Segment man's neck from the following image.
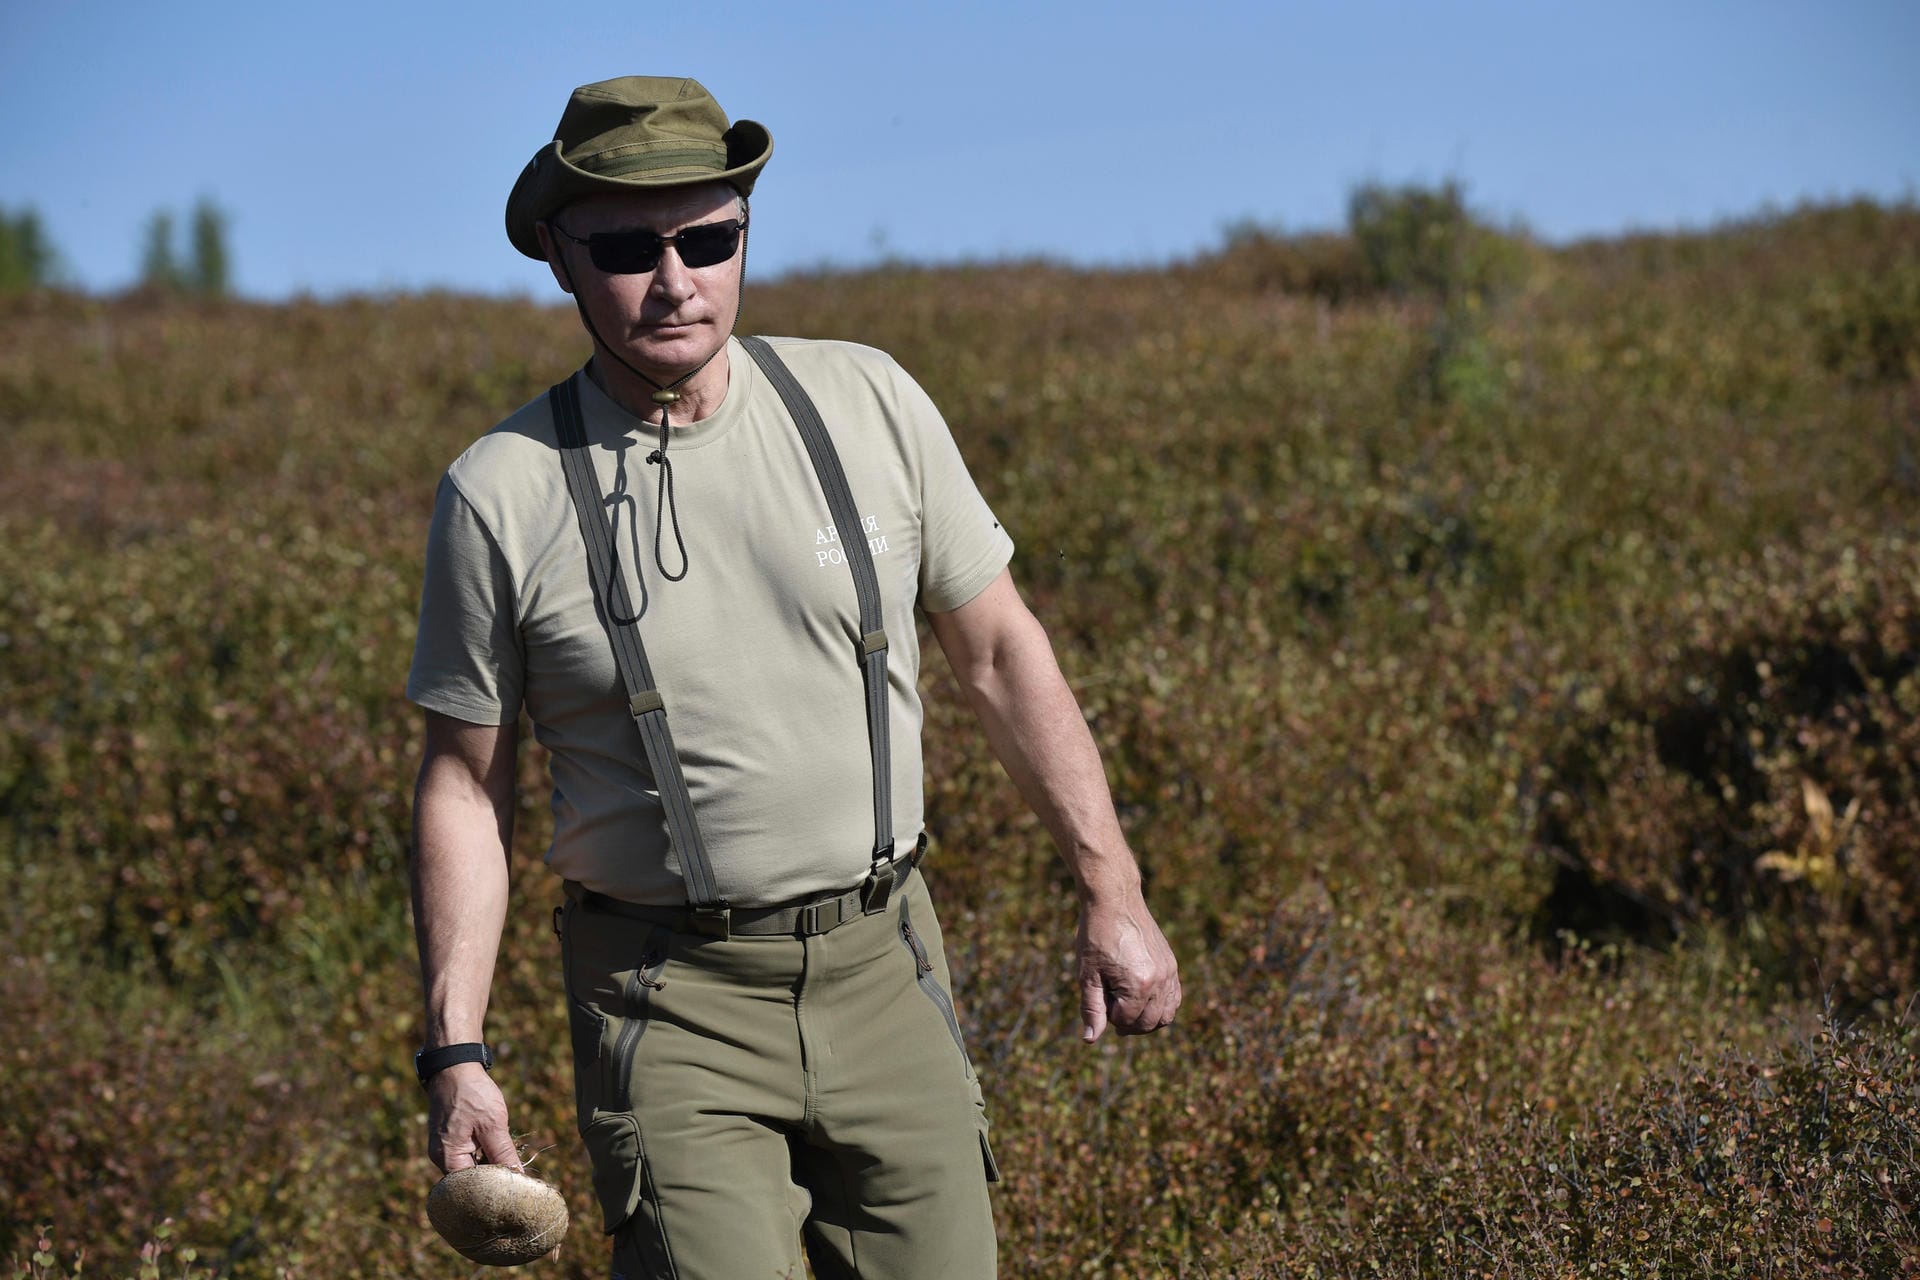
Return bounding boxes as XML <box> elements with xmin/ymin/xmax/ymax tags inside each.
<box><xmin>587</xmin><ymin>342</ymin><xmax>732</xmax><ymax>427</ymax></box>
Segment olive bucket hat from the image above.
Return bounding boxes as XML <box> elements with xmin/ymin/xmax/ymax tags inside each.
<box><xmin>505</xmin><ymin>76</ymin><xmax>772</xmax><ymax>259</ymax></box>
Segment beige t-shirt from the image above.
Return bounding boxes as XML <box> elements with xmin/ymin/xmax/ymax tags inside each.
<box><xmin>407</xmin><ymin>336</ymin><xmax>1014</xmax><ymax>906</ymax></box>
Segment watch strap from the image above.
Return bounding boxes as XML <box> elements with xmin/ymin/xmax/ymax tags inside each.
<box><xmin>415</xmin><ymin>1041</ymin><xmax>493</xmax><ymax>1085</ymax></box>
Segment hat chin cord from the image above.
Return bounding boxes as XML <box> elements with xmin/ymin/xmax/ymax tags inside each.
<box><xmin>556</xmin><ymin>226</ymin><xmax>749</xmax><ymax>585</ymax></box>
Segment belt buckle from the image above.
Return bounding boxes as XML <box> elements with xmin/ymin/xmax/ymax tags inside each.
<box><xmin>688</xmin><ymin>905</ymin><xmax>731</xmax><ymax>940</ymax></box>
<box><xmin>797</xmin><ymin>901</ymin><xmax>828</xmax><ymax>936</ymax></box>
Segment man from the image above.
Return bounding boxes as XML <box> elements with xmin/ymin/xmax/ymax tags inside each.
<box><xmin>407</xmin><ymin>76</ymin><xmax>1180</xmax><ymax>1278</ymax></box>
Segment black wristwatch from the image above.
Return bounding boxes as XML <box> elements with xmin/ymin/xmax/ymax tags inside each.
<box><xmin>415</xmin><ymin>1042</ymin><xmax>494</xmax><ymax>1086</ymax></box>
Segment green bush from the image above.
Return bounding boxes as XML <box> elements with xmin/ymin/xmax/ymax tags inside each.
<box><xmin>1347</xmin><ymin>179</ymin><xmax>1529</xmax><ymax>304</ymax></box>
<box><xmin>1187</xmin><ymin>182</ymin><xmax>1535</xmax><ymax>309</ymax></box>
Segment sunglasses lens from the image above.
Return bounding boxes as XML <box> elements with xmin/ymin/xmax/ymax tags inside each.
<box><xmin>676</xmin><ymin>222</ymin><xmax>742</xmax><ymax>268</ymax></box>
<box><xmin>578</xmin><ymin>219</ymin><xmax>743</xmax><ymax>274</ymax></box>
<box><xmin>588</xmin><ymin>231</ymin><xmax>665</xmax><ymax>274</ymax></box>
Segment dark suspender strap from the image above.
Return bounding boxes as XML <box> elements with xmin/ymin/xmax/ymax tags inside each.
<box><xmin>738</xmin><ymin>336</ymin><xmax>895</xmax><ymax>869</ymax></box>
<box><xmin>548</xmin><ymin>377</ymin><xmax>725</xmax><ymax>919</ymax></box>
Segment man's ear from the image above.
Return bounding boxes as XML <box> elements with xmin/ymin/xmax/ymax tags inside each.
<box><xmin>534</xmin><ymin>221</ymin><xmax>574</xmax><ymax>295</ymax></box>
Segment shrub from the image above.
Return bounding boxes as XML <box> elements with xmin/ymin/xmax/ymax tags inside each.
<box><xmin>1191</xmin><ymin>222</ymin><xmax>1372</xmax><ymax>302</ymax></box>
<box><xmin>1531</xmin><ymin>534</ymin><xmax>1920</xmax><ymax>1009</ymax></box>
<box><xmin>1192</xmin><ymin>1010</ymin><xmax>1920</xmax><ymax>1278</ymax></box>
<box><xmin>1809</xmin><ymin>260</ymin><xmax>1920</xmax><ymax>384</ymax></box>
<box><xmin>1187</xmin><ymin>183</ymin><xmax>1535</xmax><ymax>309</ymax></box>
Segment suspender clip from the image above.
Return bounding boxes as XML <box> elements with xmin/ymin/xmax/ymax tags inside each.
<box><xmin>861</xmin><ymin>842</ymin><xmax>899</xmax><ymax>914</ymax></box>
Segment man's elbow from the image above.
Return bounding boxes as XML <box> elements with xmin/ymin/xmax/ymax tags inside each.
<box><xmin>959</xmin><ymin>609</ymin><xmax>1058</xmax><ymax>699</ymax></box>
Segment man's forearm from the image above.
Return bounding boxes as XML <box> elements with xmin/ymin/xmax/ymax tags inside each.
<box><xmin>938</xmin><ymin>589</ymin><xmax>1140</xmax><ymax>901</ymax></box>
<box><xmin>930</xmin><ymin>572</ymin><xmax>1182</xmax><ymax>1039</ymax></box>
<box><xmin>409</xmin><ymin>712</ymin><xmax>523</xmax><ymax>1170</ymax></box>
<box><xmin>410</xmin><ymin>722</ymin><xmax>517</xmax><ymax>1047</ymax></box>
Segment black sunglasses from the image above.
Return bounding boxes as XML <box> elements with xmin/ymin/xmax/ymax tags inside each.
<box><xmin>550</xmin><ymin>215</ymin><xmax>747</xmax><ymax>274</ymax></box>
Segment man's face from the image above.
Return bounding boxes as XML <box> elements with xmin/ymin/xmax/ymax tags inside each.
<box><xmin>536</xmin><ymin>181</ymin><xmax>745</xmax><ymax>385</ymax></box>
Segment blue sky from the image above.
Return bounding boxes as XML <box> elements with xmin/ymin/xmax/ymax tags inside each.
<box><xmin>2</xmin><ymin>1</ymin><xmax>1914</xmax><ymax>299</ymax></box>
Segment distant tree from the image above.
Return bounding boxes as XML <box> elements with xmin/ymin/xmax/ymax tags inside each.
<box><xmin>140</xmin><ymin>209</ymin><xmax>185</xmax><ymax>291</ymax></box>
<box><xmin>138</xmin><ymin>198</ymin><xmax>233</xmax><ymax>296</ymax></box>
<box><xmin>1347</xmin><ymin>180</ymin><xmax>1477</xmax><ymax>301</ymax></box>
<box><xmin>1345</xmin><ymin>180</ymin><xmax>1527</xmax><ymax>305</ymax></box>
<box><xmin>188</xmin><ymin>198</ymin><xmax>230</xmax><ymax>296</ymax></box>
<box><xmin>0</xmin><ymin>207</ymin><xmax>62</xmax><ymax>292</ymax></box>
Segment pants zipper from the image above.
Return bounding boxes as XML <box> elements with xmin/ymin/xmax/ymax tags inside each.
<box><xmin>610</xmin><ymin>925</ymin><xmax>671</xmax><ymax>1111</ymax></box>
<box><xmin>898</xmin><ymin>901</ymin><xmax>968</xmax><ymax>1062</ymax></box>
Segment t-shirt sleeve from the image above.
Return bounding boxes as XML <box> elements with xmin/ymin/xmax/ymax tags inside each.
<box><xmin>405</xmin><ymin>473</ymin><xmax>525</xmax><ymax>725</ymax></box>
<box><xmin>896</xmin><ymin>367</ymin><xmax>1016</xmax><ymax>613</ymax></box>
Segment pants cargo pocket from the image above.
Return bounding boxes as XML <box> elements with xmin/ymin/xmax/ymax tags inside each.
<box><xmin>966</xmin><ymin>1068</ymin><xmax>1002</xmax><ymax>1184</ymax></box>
<box><xmin>581</xmin><ymin>1112</ymin><xmax>648</xmax><ymax>1235</ymax></box>
<box><xmin>609</xmin><ymin>1147</ymin><xmax>677</xmax><ymax>1279</ymax></box>
<box><xmin>979</xmin><ymin>1129</ymin><xmax>1002</xmax><ymax>1184</ymax></box>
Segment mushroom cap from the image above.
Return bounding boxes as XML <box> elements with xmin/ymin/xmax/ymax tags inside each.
<box><xmin>427</xmin><ymin>1165</ymin><xmax>569</xmax><ymax>1266</ymax></box>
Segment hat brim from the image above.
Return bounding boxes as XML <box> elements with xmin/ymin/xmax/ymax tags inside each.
<box><xmin>506</xmin><ymin>119</ymin><xmax>771</xmax><ymax>260</ymax></box>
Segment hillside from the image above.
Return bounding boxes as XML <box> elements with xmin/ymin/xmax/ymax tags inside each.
<box><xmin>3</xmin><ymin>200</ymin><xmax>1917</xmax><ymax>1278</ymax></box>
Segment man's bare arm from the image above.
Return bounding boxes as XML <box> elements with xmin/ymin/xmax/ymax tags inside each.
<box><xmin>411</xmin><ymin>708</ymin><xmax>522</xmax><ymax>1171</ymax></box>
<box><xmin>927</xmin><ymin>569</ymin><xmax>1181</xmax><ymax>1041</ymax></box>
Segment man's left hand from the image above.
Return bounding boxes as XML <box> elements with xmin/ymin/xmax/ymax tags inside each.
<box><xmin>1077</xmin><ymin>889</ymin><xmax>1181</xmax><ymax>1042</ymax></box>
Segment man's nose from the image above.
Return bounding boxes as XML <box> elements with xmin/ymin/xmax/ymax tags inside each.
<box><xmin>648</xmin><ymin>247</ymin><xmax>696</xmax><ymax>301</ymax></box>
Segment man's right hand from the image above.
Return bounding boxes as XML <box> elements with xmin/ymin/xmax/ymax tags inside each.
<box><xmin>426</xmin><ymin>1062</ymin><xmax>522</xmax><ymax>1173</ymax></box>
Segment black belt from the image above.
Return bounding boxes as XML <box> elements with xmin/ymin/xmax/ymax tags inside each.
<box><xmin>565</xmin><ymin>834</ymin><xmax>926</xmax><ymax>940</ymax></box>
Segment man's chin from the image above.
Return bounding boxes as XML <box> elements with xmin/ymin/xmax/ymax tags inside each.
<box><xmin>622</xmin><ymin>329</ymin><xmax>723</xmax><ymax>382</ymax></box>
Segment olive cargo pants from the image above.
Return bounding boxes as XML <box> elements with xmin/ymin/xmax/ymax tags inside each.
<box><xmin>558</xmin><ymin>868</ymin><xmax>1000</xmax><ymax>1279</ymax></box>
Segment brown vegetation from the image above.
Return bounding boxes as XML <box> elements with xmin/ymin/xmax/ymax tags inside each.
<box><xmin>3</xmin><ymin>200</ymin><xmax>1918</xmax><ymax>1277</ymax></box>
